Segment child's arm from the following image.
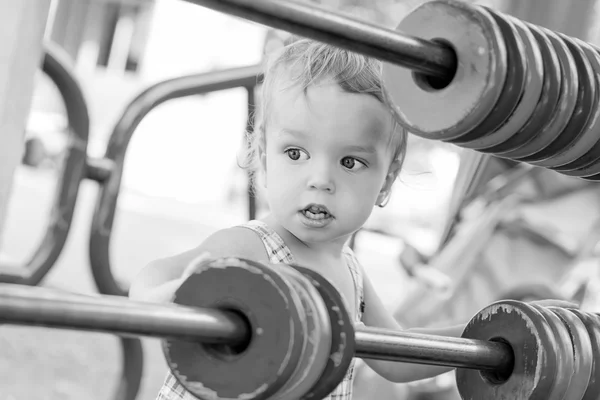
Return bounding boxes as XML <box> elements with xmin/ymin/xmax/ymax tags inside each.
<box><xmin>360</xmin><ymin>273</ymin><xmax>579</xmax><ymax>383</ymax></box>
<box><xmin>360</xmin><ymin>273</ymin><xmax>462</xmax><ymax>383</ymax></box>
<box><xmin>128</xmin><ymin>227</ymin><xmax>268</xmax><ymax>303</ymax></box>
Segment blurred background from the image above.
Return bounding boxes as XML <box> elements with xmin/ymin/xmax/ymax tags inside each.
<box><xmin>3</xmin><ymin>0</ymin><xmax>600</xmax><ymax>399</ymax></box>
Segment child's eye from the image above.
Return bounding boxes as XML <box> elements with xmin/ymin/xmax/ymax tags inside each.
<box><xmin>285</xmin><ymin>148</ymin><xmax>308</xmax><ymax>161</ymax></box>
<box><xmin>341</xmin><ymin>157</ymin><xmax>366</xmax><ymax>171</ymax></box>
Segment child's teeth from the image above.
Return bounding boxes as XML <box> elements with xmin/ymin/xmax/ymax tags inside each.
<box><xmin>304</xmin><ymin>210</ymin><xmax>326</xmax><ymax>219</ymax></box>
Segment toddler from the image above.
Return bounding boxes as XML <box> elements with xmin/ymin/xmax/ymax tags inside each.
<box><xmin>129</xmin><ymin>37</ymin><xmax>569</xmax><ymax>400</ymax></box>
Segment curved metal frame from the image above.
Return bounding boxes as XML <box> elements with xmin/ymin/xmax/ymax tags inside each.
<box><xmin>0</xmin><ymin>42</ymin><xmax>89</xmax><ymax>285</ymax></box>
<box><xmin>89</xmin><ymin>64</ymin><xmax>262</xmax><ymax>297</ymax></box>
<box><xmin>117</xmin><ymin>337</ymin><xmax>144</xmax><ymax>400</ymax></box>
<box><xmin>0</xmin><ymin>44</ymin><xmax>144</xmax><ymax>400</ymax></box>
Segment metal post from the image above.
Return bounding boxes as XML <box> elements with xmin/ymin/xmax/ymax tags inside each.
<box><xmin>0</xmin><ymin>0</ymin><xmax>52</xmax><ymax>243</ymax></box>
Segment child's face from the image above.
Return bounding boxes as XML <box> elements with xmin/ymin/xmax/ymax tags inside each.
<box><xmin>261</xmin><ymin>79</ymin><xmax>400</xmax><ymax>245</ymax></box>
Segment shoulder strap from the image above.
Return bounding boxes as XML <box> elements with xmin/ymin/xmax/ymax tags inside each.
<box><xmin>343</xmin><ymin>246</ymin><xmax>364</xmax><ymax>322</ymax></box>
<box><xmin>237</xmin><ymin>220</ymin><xmax>295</xmax><ymax>264</ymax></box>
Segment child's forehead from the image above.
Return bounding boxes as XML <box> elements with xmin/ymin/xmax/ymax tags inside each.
<box><xmin>270</xmin><ymin>81</ymin><xmax>393</xmax><ymax>140</ymax></box>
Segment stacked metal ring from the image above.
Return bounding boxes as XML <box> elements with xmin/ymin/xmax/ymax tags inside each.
<box><xmin>457</xmin><ymin>300</ymin><xmax>600</xmax><ymax>400</ymax></box>
<box><xmin>163</xmin><ymin>256</ymin><xmax>600</xmax><ymax>400</ymax></box>
<box><xmin>383</xmin><ymin>0</ymin><xmax>600</xmax><ymax>180</ymax></box>
<box><xmin>163</xmin><ymin>257</ymin><xmax>356</xmax><ymax>400</ymax></box>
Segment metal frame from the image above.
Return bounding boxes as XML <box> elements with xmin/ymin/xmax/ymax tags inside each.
<box><xmin>88</xmin><ymin>64</ymin><xmax>262</xmax><ymax>297</ymax></box>
<box><xmin>0</xmin><ymin>48</ymin><xmax>264</xmax><ymax>400</ymax></box>
<box><xmin>0</xmin><ymin>43</ymin><xmax>144</xmax><ymax>400</ymax></box>
<box><xmin>0</xmin><ymin>42</ymin><xmax>89</xmax><ymax>285</ymax></box>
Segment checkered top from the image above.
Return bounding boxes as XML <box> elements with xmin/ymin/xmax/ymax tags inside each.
<box><xmin>156</xmin><ymin>220</ymin><xmax>364</xmax><ymax>400</ymax></box>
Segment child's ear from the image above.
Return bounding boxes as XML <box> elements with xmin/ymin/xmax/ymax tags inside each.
<box><xmin>258</xmin><ymin>136</ymin><xmax>268</xmax><ymax>185</ymax></box>
<box><xmin>260</xmin><ymin>150</ymin><xmax>267</xmax><ymax>172</ymax></box>
<box><xmin>383</xmin><ymin>159</ymin><xmax>402</xmax><ymax>191</ymax></box>
<box><xmin>377</xmin><ymin>159</ymin><xmax>402</xmax><ymax>207</ymax></box>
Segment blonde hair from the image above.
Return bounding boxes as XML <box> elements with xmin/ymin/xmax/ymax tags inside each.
<box><xmin>240</xmin><ymin>37</ymin><xmax>407</xmax><ymax>190</ymax></box>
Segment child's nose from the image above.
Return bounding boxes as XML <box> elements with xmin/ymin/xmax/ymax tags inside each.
<box><xmin>309</xmin><ymin>179</ymin><xmax>335</xmax><ymax>192</ymax></box>
<box><xmin>307</xmin><ymin>164</ymin><xmax>335</xmax><ymax>193</ymax></box>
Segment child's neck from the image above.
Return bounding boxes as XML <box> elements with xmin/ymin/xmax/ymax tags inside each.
<box><xmin>262</xmin><ymin>214</ymin><xmax>347</xmax><ymax>260</ymax></box>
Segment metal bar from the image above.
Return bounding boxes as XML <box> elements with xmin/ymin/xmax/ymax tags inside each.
<box><xmin>0</xmin><ymin>284</ymin><xmax>513</xmax><ymax>372</ymax></box>
<box><xmin>0</xmin><ymin>284</ymin><xmax>248</xmax><ymax>344</ymax></box>
<box><xmin>182</xmin><ymin>0</ymin><xmax>456</xmax><ymax>79</ymax></box>
<box><xmin>355</xmin><ymin>326</ymin><xmax>513</xmax><ymax>372</ymax></box>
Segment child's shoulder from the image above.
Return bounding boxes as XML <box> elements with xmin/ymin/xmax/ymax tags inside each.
<box><xmin>200</xmin><ymin>225</ymin><xmax>268</xmax><ymax>261</ymax></box>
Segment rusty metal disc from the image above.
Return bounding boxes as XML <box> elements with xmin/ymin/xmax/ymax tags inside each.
<box><xmin>448</xmin><ymin>6</ymin><xmax>524</xmax><ymax>146</ymax></box>
<box><xmin>560</xmin><ymin>155</ymin><xmax>600</xmax><ymax>178</ymax></box>
<box><xmin>456</xmin><ymin>300</ymin><xmax>558</xmax><ymax>400</ymax></box>
<box><xmin>163</xmin><ymin>257</ymin><xmax>305</xmax><ymax>400</ymax></box>
<box><xmin>272</xmin><ymin>265</ymin><xmax>331</xmax><ymax>400</ymax></box>
<box><xmin>520</xmin><ymin>33</ymin><xmax>595</xmax><ymax>165</ymax></box>
<box><xmin>556</xmin><ymin>153</ymin><xmax>600</xmax><ymax>178</ymax></box>
<box><xmin>289</xmin><ymin>265</ymin><xmax>356</xmax><ymax>400</ymax></box>
<box><xmin>457</xmin><ymin>12</ymin><xmax>541</xmax><ymax>150</ymax></box>
<box><xmin>548</xmin><ymin>307</ymin><xmax>593</xmax><ymax>400</ymax></box>
<box><xmin>270</xmin><ymin>266</ymin><xmax>310</xmax><ymax>399</ymax></box>
<box><xmin>524</xmin><ymin>34</ymin><xmax>598</xmax><ymax>167</ymax></box>
<box><xmin>382</xmin><ymin>0</ymin><xmax>506</xmax><ymax>141</ymax></box>
<box><xmin>530</xmin><ymin>305</ymin><xmax>573</xmax><ymax>400</ymax></box>
<box><xmin>553</xmin><ymin>41</ymin><xmax>600</xmax><ymax>174</ymax></box>
<box><xmin>482</xmin><ymin>23</ymin><xmax>561</xmax><ymax>156</ymax></box>
<box><xmin>581</xmin><ymin>172</ymin><xmax>600</xmax><ymax>181</ymax></box>
<box><xmin>568</xmin><ymin>309</ymin><xmax>600</xmax><ymax>399</ymax></box>
<box><xmin>484</xmin><ymin>24</ymin><xmax>560</xmax><ymax>157</ymax></box>
<box><xmin>499</xmin><ymin>27</ymin><xmax>579</xmax><ymax>160</ymax></box>
<box><xmin>548</xmin><ymin>40</ymin><xmax>600</xmax><ymax>170</ymax></box>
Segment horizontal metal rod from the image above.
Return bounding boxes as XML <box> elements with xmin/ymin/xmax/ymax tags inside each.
<box><xmin>0</xmin><ymin>284</ymin><xmax>248</xmax><ymax>344</ymax></box>
<box><xmin>0</xmin><ymin>284</ymin><xmax>513</xmax><ymax>373</ymax></box>
<box><xmin>355</xmin><ymin>327</ymin><xmax>513</xmax><ymax>372</ymax></box>
<box><xmin>182</xmin><ymin>0</ymin><xmax>456</xmax><ymax>79</ymax></box>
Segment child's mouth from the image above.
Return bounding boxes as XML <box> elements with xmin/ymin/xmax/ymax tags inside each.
<box><xmin>300</xmin><ymin>204</ymin><xmax>334</xmax><ymax>222</ymax></box>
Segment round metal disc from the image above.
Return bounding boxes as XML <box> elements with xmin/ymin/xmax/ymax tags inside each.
<box><xmin>559</xmin><ymin>42</ymin><xmax>600</xmax><ymax>176</ymax></box>
<box><xmin>520</xmin><ymin>33</ymin><xmax>595</xmax><ymax>164</ymax></box>
<box><xmin>549</xmin><ymin>307</ymin><xmax>593</xmax><ymax>400</ymax></box>
<box><xmin>449</xmin><ymin>6</ymin><xmax>525</xmax><ymax>146</ymax></box>
<box><xmin>591</xmin><ymin>313</ymin><xmax>600</xmax><ymax>399</ymax></box>
<box><xmin>482</xmin><ymin>23</ymin><xmax>561</xmax><ymax>156</ymax></box>
<box><xmin>458</xmin><ymin>13</ymin><xmax>543</xmax><ymax>150</ymax></box>
<box><xmin>272</xmin><ymin>265</ymin><xmax>332</xmax><ymax>400</ymax></box>
<box><xmin>289</xmin><ymin>265</ymin><xmax>356</xmax><ymax>400</ymax></box>
<box><xmin>499</xmin><ymin>27</ymin><xmax>579</xmax><ymax>160</ymax></box>
<box><xmin>531</xmin><ymin>305</ymin><xmax>573</xmax><ymax>400</ymax></box>
<box><xmin>561</xmin><ymin>156</ymin><xmax>600</xmax><ymax>178</ymax></box>
<box><xmin>548</xmin><ymin>41</ymin><xmax>600</xmax><ymax>170</ymax></box>
<box><xmin>582</xmin><ymin>172</ymin><xmax>600</xmax><ymax>181</ymax></box>
<box><xmin>559</xmin><ymin>152</ymin><xmax>600</xmax><ymax>177</ymax></box>
<box><xmin>456</xmin><ymin>300</ymin><xmax>558</xmax><ymax>400</ymax></box>
<box><xmin>568</xmin><ymin>309</ymin><xmax>600</xmax><ymax>399</ymax></box>
<box><xmin>270</xmin><ymin>266</ymin><xmax>310</xmax><ymax>399</ymax></box>
<box><xmin>163</xmin><ymin>257</ymin><xmax>305</xmax><ymax>400</ymax></box>
<box><xmin>382</xmin><ymin>0</ymin><xmax>507</xmax><ymax>141</ymax></box>
<box><xmin>556</xmin><ymin>152</ymin><xmax>600</xmax><ymax>177</ymax></box>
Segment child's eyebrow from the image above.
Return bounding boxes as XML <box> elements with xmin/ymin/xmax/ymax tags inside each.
<box><xmin>279</xmin><ymin>129</ymin><xmax>378</xmax><ymax>154</ymax></box>
<box><xmin>278</xmin><ymin>128</ymin><xmax>308</xmax><ymax>138</ymax></box>
<box><xmin>344</xmin><ymin>144</ymin><xmax>377</xmax><ymax>154</ymax></box>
